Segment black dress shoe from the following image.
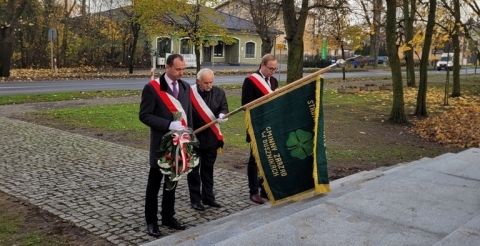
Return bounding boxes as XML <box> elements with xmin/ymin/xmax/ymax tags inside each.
<box><xmin>147</xmin><ymin>223</ymin><xmax>161</xmax><ymax>237</ymax></box>
<box><xmin>162</xmin><ymin>217</ymin><xmax>186</xmax><ymax>230</ymax></box>
<box><xmin>191</xmin><ymin>202</ymin><xmax>205</xmax><ymax>211</ymax></box>
<box><xmin>203</xmin><ymin>200</ymin><xmax>222</xmax><ymax>208</ymax></box>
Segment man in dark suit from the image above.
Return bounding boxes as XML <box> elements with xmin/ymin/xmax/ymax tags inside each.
<box><xmin>241</xmin><ymin>54</ymin><xmax>279</xmax><ymax>204</ymax></box>
<box><xmin>187</xmin><ymin>68</ymin><xmax>229</xmax><ymax>211</ymax></box>
<box><xmin>139</xmin><ymin>54</ymin><xmax>193</xmax><ymax>237</ymax></box>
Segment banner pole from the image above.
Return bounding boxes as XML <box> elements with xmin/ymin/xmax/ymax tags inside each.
<box><xmin>193</xmin><ymin>57</ymin><xmax>359</xmax><ymax>134</ymax></box>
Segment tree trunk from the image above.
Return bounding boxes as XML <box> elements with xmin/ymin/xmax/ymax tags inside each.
<box><xmin>129</xmin><ymin>23</ymin><xmax>140</xmax><ymax>74</ymax></box>
<box><xmin>282</xmin><ymin>0</ymin><xmax>308</xmax><ymax>83</ymax></box>
<box><xmin>451</xmin><ymin>0</ymin><xmax>461</xmax><ymax>97</ymax></box>
<box><xmin>261</xmin><ymin>36</ymin><xmax>274</xmax><ymax>56</ymax></box>
<box><xmin>372</xmin><ymin>0</ymin><xmax>382</xmax><ymax>70</ymax></box>
<box><xmin>286</xmin><ymin>34</ymin><xmax>304</xmax><ymax>83</ymax></box>
<box><xmin>386</xmin><ymin>0</ymin><xmax>407</xmax><ymax>123</ymax></box>
<box><xmin>415</xmin><ymin>0</ymin><xmax>436</xmax><ymax>117</ymax></box>
<box><xmin>404</xmin><ymin>0</ymin><xmax>416</xmax><ymax>87</ymax></box>
<box><xmin>195</xmin><ymin>45</ymin><xmax>201</xmax><ymax>73</ymax></box>
<box><xmin>0</xmin><ymin>26</ymin><xmax>14</xmax><ymax>77</ymax></box>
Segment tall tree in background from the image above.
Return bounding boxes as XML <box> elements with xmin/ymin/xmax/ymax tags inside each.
<box><xmin>0</xmin><ymin>0</ymin><xmax>28</xmax><ymax>77</ymax></box>
<box><xmin>440</xmin><ymin>0</ymin><xmax>462</xmax><ymax>97</ymax></box>
<box><xmin>246</xmin><ymin>0</ymin><xmax>282</xmax><ymax>55</ymax></box>
<box><xmin>372</xmin><ymin>0</ymin><xmax>382</xmax><ymax>68</ymax></box>
<box><xmin>281</xmin><ymin>0</ymin><xmax>338</xmax><ymax>83</ymax></box>
<box><xmin>415</xmin><ymin>0</ymin><xmax>436</xmax><ymax>117</ymax></box>
<box><xmin>120</xmin><ymin>6</ymin><xmax>142</xmax><ymax>74</ymax></box>
<box><xmin>385</xmin><ymin>0</ymin><xmax>407</xmax><ymax>123</ymax></box>
<box><xmin>359</xmin><ymin>0</ymin><xmax>384</xmax><ymax>69</ymax></box>
<box><xmin>464</xmin><ymin>1</ymin><xmax>480</xmax><ymax>66</ymax></box>
<box><xmin>134</xmin><ymin>0</ymin><xmax>232</xmax><ymax>73</ymax></box>
<box><xmin>403</xmin><ymin>0</ymin><xmax>416</xmax><ymax>87</ymax></box>
<box><xmin>61</xmin><ymin>0</ymin><xmax>77</xmax><ymax>67</ymax></box>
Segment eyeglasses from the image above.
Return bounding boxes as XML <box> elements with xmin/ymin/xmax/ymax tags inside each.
<box><xmin>266</xmin><ymin>66</ymin><xmax>278</xmax><ymax>72</ymax></box>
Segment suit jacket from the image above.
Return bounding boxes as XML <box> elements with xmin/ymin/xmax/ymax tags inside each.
<box><xmin>241</xmin><ymin>71</ymin><xmax>278</xmax><ymax>142</ymax></box>
<box><xmin>139</xmin><ymin>73</ymin><xmax>193</xmax><ymax>168</ymax></box>
<box><xmin>241</xmin><ymin>71</ymin><xmax>278</xmax><ymax>106</ymax></box>
<box><xmin>192</xmin><ymin>86</ymin><xmax>228</xmax><ymax>149</ymax></box>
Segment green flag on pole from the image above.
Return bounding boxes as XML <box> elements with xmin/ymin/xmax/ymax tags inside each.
<box><xmin>245</xmin><ymin>77</ymin><xmax>330</xmax><ymax>206</ymax></box>
<box><xmin>322</xmin><ymin>38</ymin><xmax>327</xmax><ymax>60</ymax></box>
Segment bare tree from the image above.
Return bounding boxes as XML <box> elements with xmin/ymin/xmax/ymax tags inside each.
<box><xmin>246</xmin><ymin>0</ymin><xmax>282</xmax><ymax>55</ymax></box>
<box><xmin>281</xmin><ymin>0</ymin><xmax>339</xmax><ymax>83</ymax></box>
<box><xmin>359</xmin><ymin>0</ymin><xmax>384</xmax><ymax>69</ymax></box>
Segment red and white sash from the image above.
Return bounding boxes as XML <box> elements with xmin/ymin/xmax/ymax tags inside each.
<box><xmin>248</xmin><ymin>73</ymin><xmax>273</xmax><ymax>95</ymax></box>
<box><xmin>189</xmin><ymin>85</ymin><xmax>223</xmax><ymax>141</ymax></box>
<box><xmin>149</xmin><ymin>80</ymin><xmax>187</xmax><ymax>126</ymax></box>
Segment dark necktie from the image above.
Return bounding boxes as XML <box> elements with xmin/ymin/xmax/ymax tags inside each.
<box><xmin>172</xmin><ymin>81</ymin><xmax>178</xmax><ymax>99</ymax></box>
<box><xmin>266</xmin><ymin>77</ymin><xmax>272</xmax><ymax>90</ymax></box>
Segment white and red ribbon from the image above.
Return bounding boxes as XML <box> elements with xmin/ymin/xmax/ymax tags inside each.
<box><xmin>149</xmin><ymin>80</ymin><xmax>187</xmax><ymax>126</ymax></box>
<box><xmin>172</xmin><ymin>130</ymin><xmax>192</xmax><ymax>174</ymax></box>
<box><xmin>189</xmin><ymin>85</ymin><xmax>223</xmax><ymax>141</ymax></box>
<box><xmin>248</xmin><ymin>73</ymin><xmax>273</xmax><ymax>95</ymax></box>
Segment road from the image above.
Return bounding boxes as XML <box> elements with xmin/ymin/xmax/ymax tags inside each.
<box><xmin>0</xmin><ymin>68</ymin><xmax>476</xmax><ymax>95</ymax></box>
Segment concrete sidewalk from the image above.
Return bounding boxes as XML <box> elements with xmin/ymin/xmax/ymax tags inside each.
<box><xmin>1</xmin><ymin>115</ymin><xmax>479</xmax><ymax>246</ymax></box>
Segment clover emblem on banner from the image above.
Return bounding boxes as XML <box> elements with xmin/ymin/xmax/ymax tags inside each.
<box><xmin>286</xmin><ymin>129</ymin><xmax>314</xmax><ymax>160</ymax></box>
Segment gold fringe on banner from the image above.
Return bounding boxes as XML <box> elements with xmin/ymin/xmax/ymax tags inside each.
<box><xmin>313</xmin><ymin>75</ymin><xmax>331</xmax><ymax>194</ymax></box>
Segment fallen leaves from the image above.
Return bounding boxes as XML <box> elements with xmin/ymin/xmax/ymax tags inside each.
<box><xmin>413</xmin><ymin>105</ymin><xmax>480</xmax><ymax>148</ymax></box>
<box><xmin>333</xmin><ymin>82</ymin><xmax>480</xmax><ymax>148</ymax></box>
<box><xmin>2</xmin><ymin>67</ymin><xmax>260</xmax><ymax>82</ymax></box>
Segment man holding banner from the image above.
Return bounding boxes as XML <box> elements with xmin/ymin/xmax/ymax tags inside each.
<box><xmin>188</xmin><ymin>68</ymin><xmax>229</xmax><ymax>211</ymax></box>
<box><xmin>241</xmin><ymin>54</ymin><xmax>279</xmax><ymax>204</ymax></box>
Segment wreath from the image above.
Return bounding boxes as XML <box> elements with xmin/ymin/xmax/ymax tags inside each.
<box><xmin>157</xmin><ymin>127</ymin><xmax>199</xmax><ymax>190</ymax></box>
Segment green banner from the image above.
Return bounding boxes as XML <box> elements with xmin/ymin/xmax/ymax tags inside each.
<box><xmin>245</xmin><ymin>77</ymin><xmax>330</xmax><ymax>206</ymax></box>
<box><xmin>322</xmin><ymin>38</ymin><xmax>327</xmax><ymax>60</ymax></box>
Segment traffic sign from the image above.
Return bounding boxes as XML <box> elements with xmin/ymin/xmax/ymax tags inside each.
<box><xmin>48</xmin><ymin>28</ymin><xmax>57</xmax><ymax>41</ymax></box>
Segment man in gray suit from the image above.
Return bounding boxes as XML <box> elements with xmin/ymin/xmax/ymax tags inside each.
<box><xmin>139</xmin><ymin>54</ymin><xmax>193</xmax><ymax>237</ymax></box>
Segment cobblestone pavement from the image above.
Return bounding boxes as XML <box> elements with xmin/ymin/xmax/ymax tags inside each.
<box><xmin>0</xmin><ymin>116</ymin><xmax>257</xmax><ymax>245</ymax></box>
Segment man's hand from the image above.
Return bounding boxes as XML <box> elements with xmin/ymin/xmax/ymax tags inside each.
<box><xmin>217</xmin><ymin>113</ymin><xmax>228</xmax><ymax>124</ymax></box>
<box><xmin>169</xmin><ymin>121</ymin><xmax>184</xmax><ymax>131</ymax></box>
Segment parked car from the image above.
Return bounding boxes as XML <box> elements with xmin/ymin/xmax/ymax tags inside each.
<box><xmin>367</xmin><ymin>56</ymin><xmax>388</xmax><ymax>65</ymax></box>
<box><xmin>378</xmin><ymin>56</ymin><xmax>388</xmax><ymax>64</ymax></box>
<box><xmin>436</xmin><ymin>53</ymin><xmax>454</xmax><ymax>71</ymax></box>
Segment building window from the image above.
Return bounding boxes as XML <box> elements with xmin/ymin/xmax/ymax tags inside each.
<box><xmin>157</xmin><ymin>38</ymin><xmax>171</xmax><ymax>58</ymax></box>
<box><xmin>180</xmin><ymin>39</ymin><xmax>193</xmax><ymax>54</ymax></box>
<box><xmin>245</xmin><ymin>42</ymin><xmax>255</xmax><ymax>58</ymax></box>
<box><xmin>214</xmin><ymin>41</ymin><xmax>224</xmax><ymax>57</ymax></box>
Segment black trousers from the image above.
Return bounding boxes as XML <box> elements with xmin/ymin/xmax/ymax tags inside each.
<box><xmin>144</xmin><ymin>168</ymin><xmax>176</xmax><ymax>224</ymax></box>
<box><xmin>247</xmin><ymin>149</ymin><xmax>264</xmax><ymax>195</ymax></box>
<box><xmin>187</xmin><ymin>147</ymin><xmax>217</xmax><ymax>204</ymax></box>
